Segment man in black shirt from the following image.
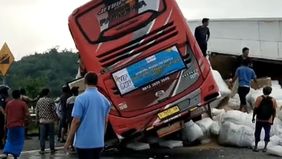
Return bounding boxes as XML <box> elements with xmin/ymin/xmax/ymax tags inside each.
<box><xmin>237</xmin><ymin>47</ymin><xmax>252</xmax><ymax>67</ymax></box>
<box><xmin>195</xmin><ymin>18</ymin><xmax>210</xmax><ymax>56</ymax></box>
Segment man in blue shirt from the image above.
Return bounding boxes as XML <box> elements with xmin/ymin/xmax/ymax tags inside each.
<box><xmin>233</xmin><ymin>59</ymin><xmax>257</xmax><ymax>113</ymax></box>
<box><xmin>64</xmin><ymin>72</ymin><xmax>111</xmax><ymax>159</ymax></box>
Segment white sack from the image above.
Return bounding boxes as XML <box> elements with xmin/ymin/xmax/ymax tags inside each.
<box><xmin>277</xmin><ymin>108</ymin><xmax>282</xmax><ymax>121</ymax></box>
<box><xmin>210</xmin><ymin>121</ymin><xmax>220</xmax><ymax>136</ymax></box>
<box><xmin>270</xmin><ymin>135</ymin><xmax>282</xmax><ymax>146</ymax></box>
<box><xmin>219</xmin><ymin>122</ymin><xmax>254</xmax><ymax>147</ymax></box>
<box><xmin>196</xmin><ymin>118</ymin><xmax>214</xmax><ymax>137</ymax></box>
<box><xmin>228</xmin><ymin>94</ymin><xmax>240</xmax><ymax>110</ymax></box>
<box><xmin>271</xmin><ymin>118</ymin><xmax>282</xmax><ymax>136</ymax></box>
<box><xmin>182</xmin><ymin>121</ymin><xmax>204</xmax><ymax>143</ymax></box>
<box><xmin>222</xmin><ymin>110</ymin><xmax>254</xmax><ymax>129</ymax></box>
<box><xmin>159</xmin><ymin>140</ymin><xmax>183</xmax><ymax>149</ymax></box>
<box><xmin>211</xmin><ymin>108</ymin><xmax>225</xmax><ymax>117</ymax></box>
<box><xmin>212</xmin><ymin>70</ymin><xmax>231</xmax><ymax>97</ymax></box>
<box><xmin>267</xmin><ymin>145</ymin><xmax>282</xmax><ymax>157</ymax></box>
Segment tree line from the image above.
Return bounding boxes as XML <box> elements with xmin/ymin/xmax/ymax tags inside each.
<box><xmin>4</xmin><ymin>48</ymin><xmax>78</xmax><ymax>98</ymax></box>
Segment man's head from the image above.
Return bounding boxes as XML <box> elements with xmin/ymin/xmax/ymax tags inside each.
<box><xmin>62</xmin><ymin>85</ymin><xmax>70</xmax><ymax>94</ymax></box>
<box><xmin>242</xmin><ymin>47</ymin><xmax>249</xmax><ymax>57</ymax></box>
<box><xmin>71</xmin><ymin>87</ymin><xmax>79</xmax><ymax>96</ymax></box>
<box><xmin>12</xmin><ymin>90</ymin><xmax>21</xmax><ymax>99</ymax></box>
<box><xmin>0</xmin><ymin>86</ymin><xmax>9</xmax><ymax>97</ymax></box>
<box><xmin>20</xmin><ymin>88</ymin><xmax>26</xmax><ymax>95</ymax></box>
<box><xmin>40</xmin><ymin>88</ymin><xmax>50</xmax><ymax>97</ymax></box>
<box><xmin>263</xmin><ymin>86</ymin><xmax>272</xmax><ymax>96</ymax></box>
<box><xmin>85</xmin><ymin>72</ymin><xmax>98</xmax><ymax>86</ymax></box>
<box><xmin>202</xmin><ymin>18</ymin><xmax>210</xmax><ymax>27</ymax></box>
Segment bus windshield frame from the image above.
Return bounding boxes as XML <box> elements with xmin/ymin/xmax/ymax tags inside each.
<box><xmin>75</xmin><ymin>0</ymin><xmax>167</xmax><ymax>44</ymax></box>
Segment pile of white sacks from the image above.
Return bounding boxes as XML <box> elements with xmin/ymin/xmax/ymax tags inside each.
<box><xmin>182</xmin><ymin>70</ymin><xmax>282</xmax><ymax>157</ymax></box>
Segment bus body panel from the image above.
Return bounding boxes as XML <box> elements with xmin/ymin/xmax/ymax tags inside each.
<box><xmin>69</xmin><ymin>0</ymin><xmax>219</xmax><ymax>138</ymax></box>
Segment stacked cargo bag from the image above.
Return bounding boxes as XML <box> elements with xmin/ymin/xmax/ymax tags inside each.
<box><xmin>210</xmin><ymin>121</ymin><xmax>220</xmax><ymax>136</ymax></box>
<box><xmin>267</xmin><ymin>146</ymin><xmax>282</xmax><ymax>157</ymax></box>
<box><xmin>218</xmin><ymin>122</ymin><xmax>253</xmax><ymax>147</ymax></box>
<box><xmin>222</xmin><ymin>110</ymin><xmax>254</xmax><ymax>129</ymax></box>
<box><xmin>182</xmin><ymin>121</ymin><xmax>204</xmax><ymax>143</ymax></box>
<box><xmin>196</xmin><ymin>118</ymin><xmax>214</xmax><ymax>137</ymax></box>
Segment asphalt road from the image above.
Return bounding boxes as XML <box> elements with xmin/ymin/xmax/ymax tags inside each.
<box><xmin>19</xmin><ymin>147</ymin><xmax>282</xmax><ymax>159</ymax></box>
<box><xmin>12</xmin><ymin>138</ymin><xmax>281</xmax><ymax>159</ymax></box>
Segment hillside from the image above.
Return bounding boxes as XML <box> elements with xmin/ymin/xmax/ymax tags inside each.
<box><xmin>5</xmin><ymin>48</ymin><xmax>78</xmax><ymax>97</ymax></box>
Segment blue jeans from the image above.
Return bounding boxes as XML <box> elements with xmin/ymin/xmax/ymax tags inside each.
<box><xmin>255</xmin><ymin>121</ymin><xmax>271</xmax><ymax>143</ymax></box>
<box><xmin>40</xmin><ymin>123</ymin><xmax>55</xmax><ymax>151</ymax></box>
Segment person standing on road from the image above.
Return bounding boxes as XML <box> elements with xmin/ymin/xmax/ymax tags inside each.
<box><xmin>64</xmin><ymin>72</ymin><xmax>111</xmax><ymax>159</ymax></box>
<box><xmin>252</xmin><ymin>86</ymin><xmax>277</xmax><ymax>152</ymax></box>
<box><xmin>66</xmin><ymin>87</ymin><xmax>79</xmax><ymax>130</ymax></box>
<box><xmin>0</xmin><ymin>90</ymin><xmax>29</xmax><ymax>159</ymax></box>
<box><xmin>58</xmin><ymin>85</ymin><xmax>71</xmax><ymax>143</ymax></box>
<box><xmin>36</xmin><ymin>88</ymin><xmax>58</xmax><ymax>154</ymax></box>
<box><xmin>0</xmin><ymin>87</ymin><xmax>9</xmax><ymax>149</ymax></box>
<box><xmin>66</xmin><ymin>86</ymin><xmax>79</xmax><ymax>152</ymax></box>
<box><xmin>232</xmin><ymin>59</ymin><xmax>257</xmax><ymax>113</ymax></box>
<box><xmin>195</xmin><ymin>18</ymin><xmax>210</xmax><ymax>57</ymax></box>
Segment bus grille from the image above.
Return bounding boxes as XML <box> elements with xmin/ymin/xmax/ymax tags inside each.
<box><xmin>97</xmin><ymin>22</ymin><xmax>178</xmax><ymax>69</ymax></box>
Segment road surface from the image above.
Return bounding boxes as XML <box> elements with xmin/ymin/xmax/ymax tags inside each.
<box><xmin>9</xmin><ymin>137</ymin><xmax>281</xmax><ymax>159</ymax></box>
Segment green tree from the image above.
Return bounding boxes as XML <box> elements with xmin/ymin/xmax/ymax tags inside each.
<box><xmin>6</xmin><ymin>47</ymin><xmax>78</xmax><ymax>97</ymax></box>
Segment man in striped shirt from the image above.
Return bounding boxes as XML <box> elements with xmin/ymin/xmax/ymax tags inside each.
<box><xmin>36</xmin><ymin>88</ymin><xmax>58</xmax><ymax>154</ymax></box>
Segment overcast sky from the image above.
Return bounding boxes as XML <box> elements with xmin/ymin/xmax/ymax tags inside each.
<box><xmin>0</xmin><ymin>0</ymin><xmax>282</xmax><ymax>60</ymax></box>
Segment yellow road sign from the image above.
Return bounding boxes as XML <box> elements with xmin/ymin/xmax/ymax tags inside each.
<box><xmin>0</xmin><ymin>43</ymin><xmax>14</xmax><ymax>76</ymax></box>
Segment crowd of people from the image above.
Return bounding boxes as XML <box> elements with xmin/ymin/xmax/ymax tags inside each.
<box><xmin>0</xmin><ymin>72</ymin><xmax>109</xmax><ymax>159</ymax></box>
<box><xmin>0</xmin><ymin>73</ymin><xmax>104</xmax><ymax>158</ymax></box>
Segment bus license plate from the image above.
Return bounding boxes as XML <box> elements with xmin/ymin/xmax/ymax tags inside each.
<box><xmin>158</xmin><ymin>106</ymin><xmax>180</xmax><ymax>120</ymax></box>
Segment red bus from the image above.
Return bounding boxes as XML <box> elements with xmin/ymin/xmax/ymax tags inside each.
<box><xmin>68</xmin><ymin>0</ymin><xmax>219</xmax><ymax>140</ymax></box>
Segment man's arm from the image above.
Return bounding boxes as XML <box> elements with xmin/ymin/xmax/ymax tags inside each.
<box><xmin>232</xmin><ymin>68</ymin><xmax>238</xmax><ymax>84</ymax></box>
<box><xmin>0</xmin><ymin>97</ymin><xmax>6</xmax><ymax>116</ymax></box>
<box><xmin>24</xmin><ymin>103</ymin><xmax>30</xmax><ymax>124</ymax></box>
<box><xmin>0</xmin><ymin>107</ymin><xmax>4</xmax><ymax>116</ymax></box>
<box><xmin>24</xmin><ymin>103</ymin><xmax>29</xmax><ymax>118</ymax></box>
<box><xmin>207</xmin><ymin>28</ymin><xmax>210</xmax><ymax>42</ymax></box>
<box><xmin>64</xmin><ymin>118</ymin><xmax>80</xmax><ymax>151</ymax></box>
<box><xmin>194</xmin><ymin>27</ymin><xmax>199</xmax><ymax>40</ymax></box>
<box><xmin>51</xmin><ymin>100</ymin><xmax>59</xmax><ymax>120</ymax></box>
<box><xmin>272</xmin><ymin>99</ymin><xmax>277</xmax><ymax>121</ymax></box>
<box><xmin>252</xmin><ymin>70</ymin><xmax>257</xmax><ymax>81</ymax></box>
<box><xmin>35</xmin><ymin>102</ymin><xmax>39</xmax><ymax>121</ymax></box>
<box><xmin>104</xmin><ymin>100</ymin><xmax>112</xmax><ymax>133</ymax></box>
